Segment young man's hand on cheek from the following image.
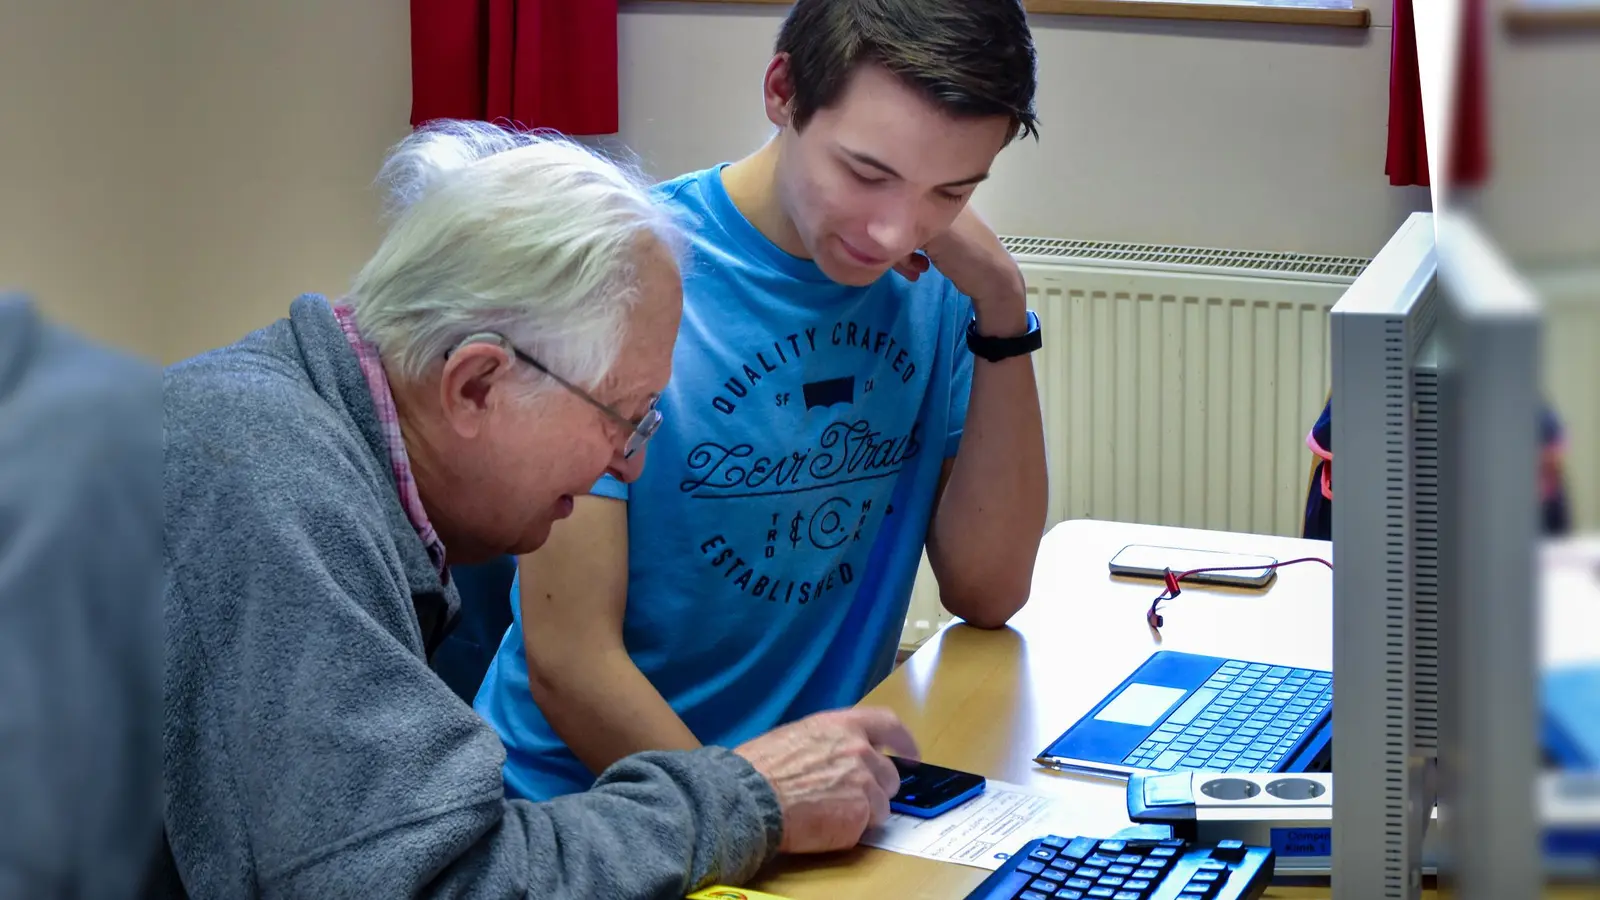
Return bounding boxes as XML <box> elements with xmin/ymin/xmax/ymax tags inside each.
<box><xmin>893</xmin><ymin>208</ymin><xmax>1029</xmax><ymax>336</ymax></box>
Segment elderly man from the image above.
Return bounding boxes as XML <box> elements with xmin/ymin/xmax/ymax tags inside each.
<box><xmin>158</xmin><ymin>122</ymin><xmax>918</xmax><ymax>899</ymax></box>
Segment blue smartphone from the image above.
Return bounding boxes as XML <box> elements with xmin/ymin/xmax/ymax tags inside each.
<box><xmin>889</xmin><ymin>757</ymin><xmax>987</xmax><ymax>818</ymax></box>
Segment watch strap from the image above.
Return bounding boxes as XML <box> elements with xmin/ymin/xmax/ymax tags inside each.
<box><xmin>967</xmin><ymin>309</ymin><xmax>1042</xmax><ymax>362</ymax></box>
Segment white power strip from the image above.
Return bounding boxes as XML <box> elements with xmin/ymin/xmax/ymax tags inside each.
<box><xmin>1125</xmin><ymin>769</ymin><xmax>1600</xmax><ymax>881</ymax></box>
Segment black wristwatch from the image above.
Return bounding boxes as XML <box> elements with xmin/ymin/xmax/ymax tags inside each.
<box><xmin>966</xmin><ymin>309</ymin><xmax>1042</xmax><ymax>362</ymax></box>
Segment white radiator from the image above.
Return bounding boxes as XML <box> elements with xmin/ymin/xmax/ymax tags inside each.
<box><xmin>899</xmin><ymin>238</ymin><xmax>1369</xmax><ymax>649</ymax></box>
<box><xmin>899</xmin><ymin>244</ymin><xmax>1600</xmax><ymax>650</ymax></box>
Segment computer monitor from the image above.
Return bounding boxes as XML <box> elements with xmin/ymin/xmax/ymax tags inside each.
<box><xmin>1328</xmin><ymin>210</ymin><xmax>1545</xmax><ymax>900</ymax></box>
<box><xmin>1326</xmin><ymin>211</ymin><xmax>1440</xmax><ymax>900</ymax></box>
<box><xmin>1431</xmin><ymin>212</ymin><xmax>1543</xmax><ymax>900</ymax></box>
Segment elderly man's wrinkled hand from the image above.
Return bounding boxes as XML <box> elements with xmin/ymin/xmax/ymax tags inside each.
<box><xmin>733</xmin><ymin>707</ymin><xmax>920</xmax><ymax>854</ymax></box>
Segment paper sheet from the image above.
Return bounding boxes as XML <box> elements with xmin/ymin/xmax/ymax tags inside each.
<box><xmin>860</xmin><ymin>779</ymin><xmax>1084</xmax><ymax>871</ymax></box>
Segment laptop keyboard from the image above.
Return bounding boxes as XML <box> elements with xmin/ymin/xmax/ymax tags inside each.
<box><xmin>967</xmin><ymin>835</ymin><xmax>1275</xmax><ymax>900</ymax></box>
<box><xmin>1120</xmin><ymin>660</ymin><xmax>1332</xmax><ymax>773</ymax></box>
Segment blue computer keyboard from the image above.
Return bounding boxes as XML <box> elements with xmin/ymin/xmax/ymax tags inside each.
<box><xmin>964</xmin><ymin>835</ymin><xmax>1275</xmax><ymax>900</ymax></box>
<box><xmin>1120</xmin><ymin>661</ymin><xmax>1332</xmax><ymax>774</ymax></box>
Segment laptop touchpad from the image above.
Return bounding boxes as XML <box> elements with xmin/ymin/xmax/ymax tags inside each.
<box><xmin>1094</xmin><ymin>683</ymin><xmax>1186</xmax><ymax>727</ymax></box>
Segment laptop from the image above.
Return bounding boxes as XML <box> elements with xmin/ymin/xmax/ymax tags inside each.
<box><xmin>1036</xmin><ymin>651</ymin><xmax>1333</xmax><ymax>779</ymax></box>
<box><xmin>1039</xmin><ymin>650</ymin><xmax>1600</xmax><ymax>779</ymax></box>
<box><xmin>1543</xmin><ymin>662</ymin><xmax>1600</xmax><ymax>770</ymax></box>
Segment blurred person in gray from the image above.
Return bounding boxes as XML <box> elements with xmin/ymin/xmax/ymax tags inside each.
<box><xmin>157</xmin><ymin>121</ymin><xmax>919</xmax><ymax>900</ymax></box>
<box><xmin>0</xmin><ymin>297</ymin><xmax>162</xmax><ymax>898</ymax></box>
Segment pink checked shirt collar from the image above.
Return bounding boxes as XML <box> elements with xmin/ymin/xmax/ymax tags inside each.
<box><xmin>332</xmin><ymin>304</ymin><xmax>449</xmax><ymax>582</ymax></box>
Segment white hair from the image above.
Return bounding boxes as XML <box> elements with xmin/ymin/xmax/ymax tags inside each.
<box><xmin>348</xmin><ymin>120</ymin><xmax>682</xmax><ymax>390</ymax></box>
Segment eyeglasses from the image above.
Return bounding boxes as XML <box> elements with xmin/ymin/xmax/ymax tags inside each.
<box><xmin>448</xmin><ymin>333</ymin><xmax>662</xmax><ymax>460</ymax></box>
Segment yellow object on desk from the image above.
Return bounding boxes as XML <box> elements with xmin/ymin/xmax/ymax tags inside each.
<box><xmin>688</xmin><ymin>887</ymin><xmax>795</xmax><ymax>900</ymax></box>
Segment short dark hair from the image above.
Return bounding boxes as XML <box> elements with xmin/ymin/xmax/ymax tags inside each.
<box><xmin>775</xmin><ymin>0</ymin><xmax>1039</xmax><ymax>142</ymax></box>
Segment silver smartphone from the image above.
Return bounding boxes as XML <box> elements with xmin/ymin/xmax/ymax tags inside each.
<box><xmin>1108</xmin><ymin>543</ymin><xmax>1279</xmax><ymax>590</ymax></box>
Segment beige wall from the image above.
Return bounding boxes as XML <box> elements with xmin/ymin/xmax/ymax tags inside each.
<box><xmin>3</xmin><ymin>0</ymin><xmax>1426</xmax><ymax>364</ymax></box>
<box><xmin>159</xmin><ymin>0</ymin><xmax>413</xmax><ymax>363</ymax></box>
<box><xmin>0</xmin><ymin>0</ymin><xmax>170</xmax><ymax>359</ymax></box>
<box><xmin>1</xmin><ymin>0</ymin><xmax>409</xmax><ymax>364</ymax></box>
<box><xmin>6</xmin><ymin>1</ymin><xmax>1592</xmax><ymax>366</ymax></box>
<box><xmin>1475</xmin><ymin>2</ymin><xmax>1600</xmax><ymax>264</ymax></box>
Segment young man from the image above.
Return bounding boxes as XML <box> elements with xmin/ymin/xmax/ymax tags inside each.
<box><xmin>476</xmin><ymin>0</ymin><xmax>1049</xmax><ymax>801</ymax></box>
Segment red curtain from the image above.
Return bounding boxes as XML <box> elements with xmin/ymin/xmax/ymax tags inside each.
<box><xmin>1452</xmin><ymin>0</ymin><xmax>1489</xmax><ymax>186</ymax></box>
<box><xmin>409</xmin><ymin>0</ymin><xmax>619</xmax><ymax>136</ymax></box>
<box><xmin>1386</xmin><ymin>0</ymin><xmax>1488</xmax><ymax>187</ymax></box>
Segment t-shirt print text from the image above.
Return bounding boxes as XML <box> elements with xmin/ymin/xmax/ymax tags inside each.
<box><xmin>686</xmin><ymin>317</ymin><xmax>928</xmax><ymax>607</ymax></box>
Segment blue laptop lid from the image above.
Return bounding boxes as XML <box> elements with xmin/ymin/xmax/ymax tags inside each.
<box><xmin>1544</xmin><ymin>663</ymin><xmax>1600</xmax><ymax>770</ymax></box>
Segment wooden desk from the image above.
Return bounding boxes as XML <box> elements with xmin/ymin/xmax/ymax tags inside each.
<box><xmin>753</xmin><ymin>519</ymin><xmax>1338</xmax><ymax>898</ymax></box>
<box><xmin>749</xmin><ymin>521</ymin><xmax>1600</xmax><ymax>900</ymax></box>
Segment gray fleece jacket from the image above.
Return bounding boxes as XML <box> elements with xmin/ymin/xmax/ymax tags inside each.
<box><xmin>157</xmin><ymin>295</ymin><xmax>783</xmax><ymax>899</ymax></box>
<box><xmin>0</xmin><ymin>297</ymin><xmax>162</xmax><ymax>900</ymax></box>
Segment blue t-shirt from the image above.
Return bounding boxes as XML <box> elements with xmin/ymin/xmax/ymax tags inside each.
<box><xmin>475</xmin><ymin>165</ymin><xmax>975</xmax><ymax>800</ymax></box>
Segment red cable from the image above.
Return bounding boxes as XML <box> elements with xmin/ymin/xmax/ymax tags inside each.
<box><xmin>1146</xmin><ymin>556</ymin><xmax>1333</xmax><ymax>630</ymax></box>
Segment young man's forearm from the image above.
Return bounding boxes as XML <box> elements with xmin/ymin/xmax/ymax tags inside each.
<box><xmin>927</xmin><ymin>304</ymin><xmax>1048</xmax><ymax>628</ymax></box>
<box><xmin>517</xmin><ymin>496</ymin><xmax>701</xmax><ymax>779</ymax></box>
<box><xmin>533</xmin><ymin>650</ymin><xmax>702</xmax><ymax>776</ymax></box>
